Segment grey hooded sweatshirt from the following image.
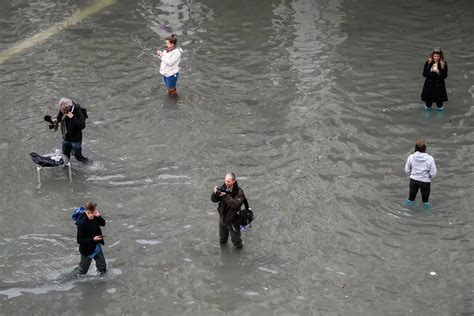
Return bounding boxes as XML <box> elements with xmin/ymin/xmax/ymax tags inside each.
<box><xmin>405</xmin><ymin>151</ymin><xmax>437</xmax><ymax>183</ymax></box>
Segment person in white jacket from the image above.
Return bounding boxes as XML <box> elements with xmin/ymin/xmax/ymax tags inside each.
<box><xmin>405</xmin><ymin>139</ymin><xmax>437</xmax><ymax>208</ymax></box>
<box><xmin>157</xmin><ymin>34</ymin><xmax>182</xmax><ymax>97</ymax></box>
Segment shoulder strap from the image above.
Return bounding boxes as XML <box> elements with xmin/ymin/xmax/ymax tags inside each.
<box><xmin>243</xmin><ymin>195</ymin><xmax>250</xmax><ymax>210</ymax></box>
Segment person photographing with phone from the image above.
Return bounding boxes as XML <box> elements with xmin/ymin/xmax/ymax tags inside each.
<box><xmin>157</xmin><ymin>34</ymin><xmax>183</xmax><ymax>98</ymax></box>
<box><xmin>421</xmin><ymin>47</ymin><xmax>448</xmax><ymax>110</ymax></box>
<box><xmin>70</xmin><ymin>202</ymin><xmax>107</xmax><ymax>277</ymax></box>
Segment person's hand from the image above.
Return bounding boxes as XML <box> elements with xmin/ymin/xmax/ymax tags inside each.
<box><xmin>93</xmin><ymin>235</ymin><xmax>103</xmax><ymax>241</ymax></box>
<box><xmin>213</xmin><ymin>186</ymin><xmax>226</xmax><ymax>196</ymax></box>
<box><xmin>157</xmin><ymin>49</ymin><xmax>164</xmax><ymax>57</ymax></box>
<box><xmin>66</xmin><ymin>111</ymin><xmax>74</xmax><ymax>118</ymax></box>
<box><xmin>94</xmin><ymin>210</ymin><xmax>100</xmax><ymax>217</ymax></box>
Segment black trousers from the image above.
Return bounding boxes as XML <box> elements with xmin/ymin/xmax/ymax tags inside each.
<box><xmin>408</xmin><ymin>178</ymin><xmax>431</xmax><ymax>203</ymax></box>
<box><xmin>425</xmin><ymin>101</ymin><xmax>443</xmax><ymax>109</ymax></box>
<box><xmin>219</xmin><ymin>222</ymin><xmax>242</xmax><ymax>247</ymax></box>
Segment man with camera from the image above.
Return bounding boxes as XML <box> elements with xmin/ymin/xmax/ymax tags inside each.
<box><xmin>44</xmin><ymin>97</ymin><xmax>88</xmax><ymax>162</ymax></box>
<box><xmin>211</xmin><ymin>172</ymin><xmax>245</xmax><ymax>249</ymax></box>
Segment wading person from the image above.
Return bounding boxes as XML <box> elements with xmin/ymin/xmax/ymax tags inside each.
<box><xmin>405</xmin><ymin>139</ymin><xmax>437</xmax><ymax>209</ymax></box>
<box><xmin>157</xmin><ymin>34</ymin><xmax>183</xmax><ymax>97</ymax></box>
<box><xmin>211</xmin><ymin>172</ymin><xmax>245</xmax><ymax>249</ymax></box>
<box><xmin>421</xmin><ymin>47</ymin><xmax>448</xmax><ymax>110</ymax></box>
<box><xmin>70</xmin><ymin>202</ymin><xmax>107</xmax><ymax>277</ymax></box>
<box><xmin>46</xmin><ymin>97</ymin><xmax>88</xmax><ymax>162</ymax></box>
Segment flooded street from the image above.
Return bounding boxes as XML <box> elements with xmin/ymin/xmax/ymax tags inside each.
<box><xmin>1</xmin><ymin>0</ymin><xmax>474</xmax><ymax>314</ymax></box>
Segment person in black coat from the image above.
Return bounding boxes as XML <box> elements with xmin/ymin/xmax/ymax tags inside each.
<box><xmin>70</xmin><ymin>202</ymin><xmax>107</xmax><ymax>277</ymax></box>
<box><xmin>52</xmin><ymin>97</ymin><xmax>89</xmax><ymax>162</ymax></box>
<box><xmin>421</xmin><ymin>47</ymin><xmax>448</xmax><ymax>110</ymax></box>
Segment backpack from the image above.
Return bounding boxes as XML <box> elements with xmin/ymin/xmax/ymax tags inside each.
<box><xmin>72</xmin><ymin>102</ymin><xmax>88</xmax><ymax>120</ymax></box>
<box><xmin>237</xmin><ymin>197</ymin><xmax>254</xmax><ymax>228</ymax></box>
<box><xmin>72</xmin><ymin>206</ymin><xmax>85</xmax><ymax>223</ymax></box>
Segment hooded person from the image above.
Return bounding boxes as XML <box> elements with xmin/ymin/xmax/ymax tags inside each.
<box><xmin>405</xmin><ymin>139</ymin><xmax>437</xmax><ymax>208</ymax></box>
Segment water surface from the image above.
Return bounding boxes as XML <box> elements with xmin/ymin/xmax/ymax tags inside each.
<box><xmin>1</xmin><ymin>0</ymin><xmax>473</xmax><ymax>314</ymax></box>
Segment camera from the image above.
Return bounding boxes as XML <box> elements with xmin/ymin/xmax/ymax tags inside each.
<box><xmin>44</xmin><ymin>115</ymin><xmax>59</xmax><ymax>130</ymax></box>
<box><xmin>215</xmin><ymin>184</ymin><xmax>228</xmax><ymax>195</ymax></box>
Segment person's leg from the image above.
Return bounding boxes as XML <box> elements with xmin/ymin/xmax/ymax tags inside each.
<box><xmin>425</xmin><ymin>101</ymin><xmax>433</xmax><ymax>109</ymax></box>
<box><xmin>219</xmin><ymin>222</ymin><xmax>229</xmax><ymax>244</ymax></box>
<box><xmin>406</xmin><ymin>179</ymin><xmax>419</xmax><ymax>207</ymax></box>
<box><xmin>70</xmin><ymin>254</ymin><xmax>92</xmax><ymax>277</ymax></box>
<box><xmin>436</xmin><ymin>102</ymin><xmax>444</xmax><ymax>110</ymax></box>
<box><xmin>162</xmin><ymin>76</ymin><xmax>167</xmax><ymax>89</ymax></box>
<box><xmin>62</xmin><ymin>140</ymin><xmax>72</xmax><ymax>160</ymax></box>
<box><xmin>408</xmin><ymin>179</ymin><xmax>420</xmax><ymax>202</ymax></box>
<box><xmin>164</xmin><ymin>76</ymin><xmax>172</xmax><ymax>95</ymax></box>
<box><xmin>72</xmin><ymin>142</ymin><xmax>88</xmax><ymax>162</ymax></box>
<box><xmin>170</xmin><ymin>73</ymin><xmax>179</xmax><ymax>96</ymax></box>
<box><xmin>94</xmin><ymin>251</ymin><xmax>107</xmax><ymax>274</ymax></box>
<box><xmin>419</xmin><ymin>181</ymin><xmax>431</xmax><ymax>203</ymax></box>
<box><xmin>164</xmin><ymin>73</ymin><xmax>179</xmax><ymax>96</ymax></box>
<box><xmin>229</xmin><ymin>223</ymin><xmax>243</xmax><ymax>249</ymax></box>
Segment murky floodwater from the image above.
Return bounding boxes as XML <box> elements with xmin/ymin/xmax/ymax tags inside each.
<box><xmin>1</xmin><ymin>0</ymin><xmax>474</xmax><ymax>314</ymax></box>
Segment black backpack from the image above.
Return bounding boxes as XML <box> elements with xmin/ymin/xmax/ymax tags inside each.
<box><xmin>237</xmin><ymin>197</ymin><xmax>254</xmax><ymax>228</ymax></box>
<box><xmin>73</xmin><ymin>102</ymin><xmax>88</xmax><ymax>119</ymax></box>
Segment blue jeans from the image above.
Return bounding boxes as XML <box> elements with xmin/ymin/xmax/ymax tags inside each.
<box><xmin>62</xmin><ymin>140</ymin><xmax>88</xmax><ymax>161</ymax></box>
<box><xmin>163</xmin><ymin>72</ymin><xmax>179</xmax><ymax>89</ymax></box>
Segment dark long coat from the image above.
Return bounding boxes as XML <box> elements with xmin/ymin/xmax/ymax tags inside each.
<box><xmin>210</xmin><ymin>182</ymin><xmax>245</xmax><ymax>224</ymax></box>
<box><xmin>421</xmin><ymin>61</ymin><xmax>448</xmax><ymax>103</ymax></box>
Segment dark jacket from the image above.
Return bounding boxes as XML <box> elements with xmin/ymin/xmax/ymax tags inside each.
<box><xmin>56</xmin><ymin>102</ymin><xmax>86</xmax><ymax>142</ymax></box>
<box><xmin>421</xmin><ymin>61</ymin><xmax>448</xmax><ymax>103</ymax></box>
<box><xmin>211</xmin><ymin>182</ymin><xmax>245</xmax><ymax>224</ymax></box>
<box><xmin>76</xmin><ymin>214</ymin><xmax>105</xmax><ymax>256</ymax></box>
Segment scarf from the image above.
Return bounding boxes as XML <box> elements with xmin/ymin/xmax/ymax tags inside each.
<box><xmin>60</xmin><ymin>113</ymin><xmax>67</xmax><ymax>137</ymax></box>
<box><xmin>60</xmin><ymin>105</ymin><xmax>75</xmax><ymax>137</ymax></box>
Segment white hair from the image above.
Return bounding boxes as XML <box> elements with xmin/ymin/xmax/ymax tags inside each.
<box><xmin>58</xmin><ymin>97</ymin><xmax>73</xmax><ymax>108</ymax></box>
<box><xmin>225</xmin><ymin>172</ymin><xmax>236</xmax><ymax>180</ymax></box>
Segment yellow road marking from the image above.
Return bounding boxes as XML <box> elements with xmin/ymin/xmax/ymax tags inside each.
<box><xmin>0</xmin><ymin>0</ymin><xmax>115</xmax><ymax>64</ymax></box>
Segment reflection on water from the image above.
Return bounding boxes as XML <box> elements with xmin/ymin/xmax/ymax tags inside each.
<box><xmin>1</xmin><ymin>0</ymin><xmax>474</xmax><ymax>314</ymax></box>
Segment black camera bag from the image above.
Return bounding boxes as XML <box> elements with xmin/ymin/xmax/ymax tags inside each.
<box><xmin>237</xmin><ymin>197</ymin><xmax>254</xmax><ymax>227</ymax></box>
